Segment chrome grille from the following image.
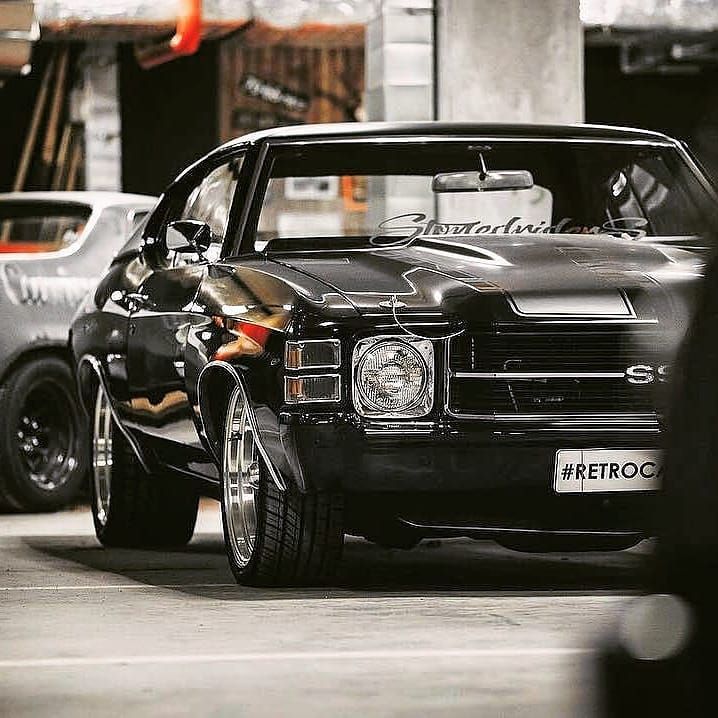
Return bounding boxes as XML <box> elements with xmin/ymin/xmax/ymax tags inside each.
<box><xmin>447</xmin><ymin>326</ymin><xmax>665</xmax><ymax>418</ymax></box>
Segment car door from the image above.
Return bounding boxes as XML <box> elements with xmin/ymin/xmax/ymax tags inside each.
<box><xmin>124</xmin><ymin>157</ymin><xmax>242</xmax><ymax>465</ymax></box>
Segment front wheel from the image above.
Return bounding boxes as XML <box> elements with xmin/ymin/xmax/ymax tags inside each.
<box><xmin>220</xmin><ymin>385</ymin><xmax>344</xmax><ymax>586</ymax></box>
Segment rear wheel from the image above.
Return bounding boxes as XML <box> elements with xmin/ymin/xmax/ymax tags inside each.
<box><xmin>0</xmin><ymin>357</ymin><xmax>86</xmax><ymax>512</ymax></box>
<box><xmin>220</xmin><ymin>385</ymin><xmax>344</xmax><ymax>586</ymax></box>
<box><xmin>90</xmin><ymin>387</ymin><xmax>198</xmax><ymax>547</ymax></box>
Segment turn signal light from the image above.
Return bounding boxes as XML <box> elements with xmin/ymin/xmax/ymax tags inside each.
<box><xmin>285</xmin><ymin>339</ymin><xmax>340</xmax><ymax>370</ymax></box>
<box><xmin>284</xmin><ymin>375</ymin><xmax>341</xmax><ymax>404</ymax></box>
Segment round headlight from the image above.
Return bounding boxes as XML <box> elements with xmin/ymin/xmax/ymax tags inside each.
<box><xmin>356</xmin><ymin>341</ymin><xmax>428</xmax><ymax>412</ymax></box>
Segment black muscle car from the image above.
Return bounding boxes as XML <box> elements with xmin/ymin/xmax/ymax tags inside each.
<box><xmin>70</xmin><ymin>122</ymin><xmax>716</xmax><ymax>585</ymax></box>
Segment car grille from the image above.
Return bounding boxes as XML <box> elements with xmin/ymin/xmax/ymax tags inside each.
<box><xmin>447</xmin><ymin>326</ymin><xmax>665</xmax><ymax>418</ymax></box>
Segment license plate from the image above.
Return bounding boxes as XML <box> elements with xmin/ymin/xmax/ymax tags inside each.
<box><xmin>554</xmin><ymin>449</ymin><xmax>662</xmax><ymax>494</ymax></box>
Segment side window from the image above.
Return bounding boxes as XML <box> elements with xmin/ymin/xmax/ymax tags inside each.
<box><xmin>178</xmin><ymin>158</ymin><xmax>241</xmax><ymax>261</ymax></box>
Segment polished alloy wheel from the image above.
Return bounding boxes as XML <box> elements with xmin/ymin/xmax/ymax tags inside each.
<box><xmin>223</xmin><ymin>389</ymin><xmax>260</xmax><ymax>568</ymax></box>
<box><xmin>92</xmin><ymin>390</ymin><xmax>113</xmax><ymax>526</ymax></box>
<box><xmin>16</xmin><ymin>379</ymin><xmax>79</xmax><ymax>491</ymax></box>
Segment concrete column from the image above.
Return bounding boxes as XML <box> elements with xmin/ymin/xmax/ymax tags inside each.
<box><xmin>365</xmin><ymin>0</ymin><xmax>434</xmax><ymax>121</ymax></box>
<box><xmin>436</xmin><ymin>0</ymin><xmax>583</xmax><ymax>123</ymax></box>
<box><xmin>365</xmin><ymin>1</ymin><xmax>435</xmax><ymax>223</ymax></box>
<box><xmin>79</xmin><ymin>43</ymin><xmax>122</xmax><ymax>191</ymax></box>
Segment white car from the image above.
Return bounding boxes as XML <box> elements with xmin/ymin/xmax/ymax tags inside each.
<box><xmin>0</xmin><ymin>191</ymin><xmax>156</xmax><ymax>512</ymax></box>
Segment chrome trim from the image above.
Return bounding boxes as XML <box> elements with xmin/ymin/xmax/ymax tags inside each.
<box><xmin>77</xmin><ymin>354</ymin><xmax>150</xmax><ymax>474</ymax></box>
<box><xmin>364</xmin><ymin>429</ymin><xmax>434</xmax><ymax>437</ymax></box>
<box><xmin>363</xmin><ymin>420</ymin><xmax>436</xmax><ymax>437</ymax></box>
<box><xmin>452</xmin><ymin>371</ymin><xmax>625</xmax><ymax>380</ymax></box>
<box><xmin>443</xmin><ymin>339</ymin><xmax>660</xmax><ymax>426</ymax></box>
<box><xmin>276</xmin><ymin>136</ymin><xmax>674</xmax><ymax>148</ymax></box>
<box><xmin>675</xmin><ymin>141</ymin><xmax>718</xmax><ymax>203</ymax></box>
<box><xmin>233</xmin><ymin>141</ymin><xmax>269</xmax><ymax>257</ymax></box>
<box><xmin>446</xmin><ymin>410</ymin><xmax>660</xmax><ymax>426</ymax></box>
<box><xmin>505</xmin><ymin>290</ymin><xmax>637</xmax><ymax>320</ymax></box>
<box><xmin>284</xmin><ymin>339</ymin><xmax>341</xmax><ymax>370</ymax></box>
<box><xmin>352</xmin><ymin>335</ymin><xmax>434</xmax><ymax>419</ymax></box>
<box><xmin>197</xmin><ymin>360</ymin><xmax>286</xmax><ymax>491</ymax></box>
<box><xmin>490</xmin><ymin>413</ymin><xmax>659</xmax><ymax>424</ymax></box>
<box><xmin>505</xmin><ymin>427</ymin><xmax>661</xmax><ymax>434</ymax></box>
<box><xmin>500</xmin><ymin>318</ymin><xmax>660</xmax><ymax>326</ymax></box>
<box><xmin>283</xmin><ymin>373</ymin><xmax>342</xmax><ymax>404</ymax></box>
<box><xmin>399</xmin><ymin>518</ymin><xmax>643</xmax><ymax>538</ymax></box>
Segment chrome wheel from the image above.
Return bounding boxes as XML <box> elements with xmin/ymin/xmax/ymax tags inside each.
<box><xmin>92</xmin><ymin>389</ymin><xmax>113</xmax><ymax>527</ymax></box>
<box><xmin>223</xmin><ymin>388</ymin><xmax>259</xmax><ymax>569</ymax></box>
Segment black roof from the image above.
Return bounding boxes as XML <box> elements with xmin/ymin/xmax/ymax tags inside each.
<box><xmin>172</xmin><ymin>121</ymin><xmax>676</xmax><ymax>186</ymax></box>
<box><xmin>219</xmin><ymin>121</ymin><xmax>675</xmax><ymax>150</ymax></box>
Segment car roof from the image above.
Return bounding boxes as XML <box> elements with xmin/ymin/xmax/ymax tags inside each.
<box><xmin>0</xmin><ymin>191</ymin><xmax>157</xmax><ymax>209</ymax></box>
<box><xmin>217</xmin><ymin>121</ymin><xmax>676</xmax><ymax>151</ymax></box>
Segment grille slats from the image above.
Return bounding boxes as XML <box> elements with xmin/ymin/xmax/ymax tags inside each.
<box><xmin>448</xmin><ymin>327</ymin><xmax>664</xmax><ymax>417</ymax></box>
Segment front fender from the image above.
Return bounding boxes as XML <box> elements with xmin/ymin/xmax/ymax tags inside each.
<box><xmin>197</xmin><ymin>360</ymin><xmax>292</xmax><ymax>491</ymax></box>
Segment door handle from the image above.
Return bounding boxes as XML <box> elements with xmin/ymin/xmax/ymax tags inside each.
<box><xmin>125</xmin><ymin>292</ymin><xmax>150</xmax><ymax>306</ymax></box>
<box><xmin>111</xmin><ymin>290</ymin><xmax>152</xmax><ymax>311</ymax></box>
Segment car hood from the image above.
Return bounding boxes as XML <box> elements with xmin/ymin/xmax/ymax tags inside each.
<box><xmin>273</xmin><ymin>234</ymin><xmax>704</xmax><ymax>327</ymax></box>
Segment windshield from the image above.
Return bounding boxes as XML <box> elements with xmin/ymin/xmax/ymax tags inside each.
<box><xmin>255</xmin><ymin>140</ymin><xmax>717</xmax><ymax>252</ymax></box>
<box><xmin>0</xmin><ymin>202</ymin><xmax>92</xmax><ymax>253</ymax></box>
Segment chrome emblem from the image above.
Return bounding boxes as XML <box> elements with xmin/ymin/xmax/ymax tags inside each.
<box><xmin>625</xmin><ymin>364</ymin><xmax>669</xmax><ymax>385</ymax></box>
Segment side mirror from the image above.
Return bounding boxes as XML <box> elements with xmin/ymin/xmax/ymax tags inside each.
<box><xmin>165</xmin><ymin>220</ymin><xmax>212</xmax><ymax>254</ymax></box>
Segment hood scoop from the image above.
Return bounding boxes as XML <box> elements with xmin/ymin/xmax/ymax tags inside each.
<box><xmin>508</xmin><ymin>288</ymin><xmax>634</xmax><ymax>317</ymax></box>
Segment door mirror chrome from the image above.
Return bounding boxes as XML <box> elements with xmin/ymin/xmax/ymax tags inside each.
<box><xmin>432</xmin><ymin>170</ymin><xmax>534</xmax><ymax>193</ymax></box>
<box><xmin>165</xmin><ymin>220</ymin><xmax>212</xmax><ymax>254</ymax></box>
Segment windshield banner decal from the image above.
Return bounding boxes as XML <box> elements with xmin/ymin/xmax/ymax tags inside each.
<box><xmin>376</xmin><ymin>213</ymin><xmax>648</xmax><ymax>241</ymax></box>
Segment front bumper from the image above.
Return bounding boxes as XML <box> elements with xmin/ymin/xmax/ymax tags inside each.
<box><xmin>283</xmin><ymin>417</ymin><xmax>661</xmax><ymax>537</ymax></box>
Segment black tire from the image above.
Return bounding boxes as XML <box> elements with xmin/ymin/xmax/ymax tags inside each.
<box><xmin>0</xmin><ymin>356</ymin><xmax>87</xmax><ymax>512</ymax></box>
<box><xmin>220</xmin><ymin>386</ymin><xmax>344</xmax><ymax>586</ymax></box>
<box><xmin>90</xmin><ymin>387</ymin><xmax>198</xmax><ymax>548</ymax></box>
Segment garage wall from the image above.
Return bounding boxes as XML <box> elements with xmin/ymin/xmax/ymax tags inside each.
<box><xmin>119</xmin><ymin>42</ymin><xmax>220</xmax><ymax>195</ymax></box>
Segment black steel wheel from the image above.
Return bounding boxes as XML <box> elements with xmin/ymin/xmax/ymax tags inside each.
<box><xmin>89</xmin><ymin>385</ymin><xmax>199</xmax><ymax>548</ymax></box>
<box><xmin>0</xmin><ymin>356</ymin><xmax>87</xmax><ymax>512</ymax></box>
<box><xmin>220</xmin><ymin>385</ymin><xmax>345</xmax><ymax>586</ymax></box>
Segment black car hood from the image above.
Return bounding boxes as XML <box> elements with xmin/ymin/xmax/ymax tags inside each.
<box><xmin>273</xmin><ymin>234</ymin><xmax>704</xmax><ymax>325</ymax></box>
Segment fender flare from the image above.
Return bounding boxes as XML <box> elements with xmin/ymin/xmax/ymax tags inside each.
<box><xmin>77</xmin><ymin>354</ymin><xmax>150</xmax><ymax>474</ymax></box>
<box><xmin>197</xmin><ymin>360</ymin><xmax>286</xmax><ymax>492</ymax></box>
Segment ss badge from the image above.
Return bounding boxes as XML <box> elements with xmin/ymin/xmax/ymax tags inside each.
<box><xmin>625</xmin><ymin>364</ymin><xmax>669</xmax><ymax>385</ymax></box>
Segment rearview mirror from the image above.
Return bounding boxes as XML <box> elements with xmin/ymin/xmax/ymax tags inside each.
<box><xmin>165</xmin><ymin>220</ymin><xmax>212</xmax><ymax>254</ymax></box>
<box><xmin>432</xmin><ymin>170</ymin><xmax>534</xmax><ymax>193</ymax></box>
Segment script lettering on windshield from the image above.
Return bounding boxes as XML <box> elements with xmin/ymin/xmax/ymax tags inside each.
<box><xmin>375</xmin><ymin>213</ymin><xmax>648</xmax><ymax>242</ymax></box>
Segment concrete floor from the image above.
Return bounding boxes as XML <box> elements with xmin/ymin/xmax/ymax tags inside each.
<box><xmin>0</xmin><ymin>500</ymin><xmax>650</xmax><ymax>717</ymax></box>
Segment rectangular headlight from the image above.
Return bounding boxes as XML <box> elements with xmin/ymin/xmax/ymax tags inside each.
<box><xmin>285</xmin><ymin>339</ymin><xmax>341</xmax><ymax>370</ymax></box>
<box><xmin>284</xmin><ymin>375</ymin><xmax>341</xmax><ymax>404</ymax></box>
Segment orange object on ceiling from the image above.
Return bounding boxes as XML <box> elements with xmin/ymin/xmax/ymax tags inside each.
<box><xmin>170</xmin><ymin>0</ymin><xmax>202</xmax><ymax>56</ymax></box>
<box><xmin>135</xmin><ymin>0</ymin><xmax>203</xmax><ymax>69</ymax></box>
